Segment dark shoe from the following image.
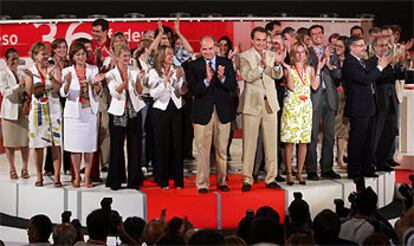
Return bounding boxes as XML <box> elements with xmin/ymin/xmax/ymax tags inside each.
<box><xmin>347</xmin><ymin>173</ymin><xmax>362</xmax><ymax>180</ymax></box>
<box><xmin>275</xmin><ymin>175</ymin><xmax>285</xmax><ymax>182</ymax></box>
<box><xmin>198</xmin><ymin>188</ymin><xmax>208</xmax><ymax>194</ymax></box>
<box><xmin>266</xmin><ymin>181</ymin><xmax>281</xmax><ymax>189</ymax></box>
<box><xmin>80</xmin><ymin>168</ymin><xmax>85</xmax><ymax>174</ymax></box>
<box><xmin>253</xmin><ymin>175</ymin><xmax>259</xmax><ymax>184</ymax></box>
<box><xmin>387</xmin><ymin>160</ymin><xmax>400</xmax><ymax>167</ymax></box>
<box><xmin>101</xmin><ymin>166</ymin><xmax>109</xmax><ymax>172</ymax></box>
<box><xmin>321</xmin><ymin>170</ymin><xmax>341</xmax><ymax>179</ymax></box>
<box><xmin>92</xmin><ymin>177</ymin><xmax>103</xmax><ymax>183</ymax></box>
<box><xmin>218</xmin><ymin>185</ymin><xmax>230</xmax><ymax>192</ymax></box>
<box><xmin>111</xmin><ymin>186</ymin><xmax>122</xmax><ymax>191</ymax></box>
<box><xmin>307</xmin><ymin>172</ymin><xmax>319</xmax><ymax>181</ymax></box>
<box><xmin>241</xmin><ymin>183</ymin><xmax>251</xmax><ymax>192</ymax></box>
<box><xmin>363</xmin><ymin>172</ymin><xmax>379</xmax><ymax>178</ymax></box>
<box><xmin>377</xmin><ymin>163</ymin><xmax>394</xmax><ymax>172</ymax></box>
<box><xmin>296</xmin><ymin>174</ymin><xmax>306</xmax><ymax>185</ymax></box>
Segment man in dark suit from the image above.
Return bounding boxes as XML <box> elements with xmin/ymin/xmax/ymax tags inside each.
<box><xmin>367</xmin><ymin>36</ymin><xmax>405</xmax><ymax>172</ymax></box>
<box><xmin>343</xmin><ymin>35</ymin><xmax>392</xmax><ymax>179</ymax></box>
<box><xmin>305</xmin><ymin>25</ymin><xmax>342</xmax><ymax>180</ymax></box>
<box><xmin>186</xmin><ymin>35</ymin><xmax>237</xmax><ymax>193</ymax></box>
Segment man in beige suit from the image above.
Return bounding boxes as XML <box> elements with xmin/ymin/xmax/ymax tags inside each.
<box><xmin>239</xmin><ymin>26</ymin><xmax>284</xmax><ymax>191</ymax></box>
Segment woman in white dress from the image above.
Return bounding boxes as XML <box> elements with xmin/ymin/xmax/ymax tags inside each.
<box><xmin>60</xmin><ymin>42</ymin><xmax>104</xmax><ymax>188</ymax></box>
<box><xmin>24</xmin><ymin>42</ymin><xmax>62</xmax><ymax>187</ymax></box>
<box><xmin>0</xmin><ymin>48</ymin><xmax>30</xmax><ymax>180</ymax></box>
<box><xmin>105</xmin><ymin>44</ymin><xmax>146</xmax><ymax>190</ymax></box>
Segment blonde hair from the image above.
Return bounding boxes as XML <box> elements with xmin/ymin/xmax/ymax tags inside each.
<box><xmin>30</xmin><ymin>42</ymin><xmax>49</xmax><ymax>61</ymax></box>
<box><xmin>113</xmin><ymin>44</ymin><xmax>130</xmax><ymax>57</ymax></box>
<box><xmin>153</xmin><ymin>45</ymin><xmax>173</xmax><ymax>76</ymax></box>
<box><xmin>289</xmin><ymin>42</ymin><xmax>308</xmax><ymax>65</ymax></box>
<box><xmin>110</xmin><ymin>32</ymin><xmax>128</xmax><ymax>53</ymax></box>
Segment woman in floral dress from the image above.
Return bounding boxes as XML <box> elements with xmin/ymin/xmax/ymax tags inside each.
<box><xmin>281</xmin><ymin>42</ymin><xmax>325</xmax><ymax>185</ymax></box>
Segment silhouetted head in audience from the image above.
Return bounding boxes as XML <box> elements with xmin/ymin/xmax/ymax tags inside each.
<box><xmin>166</xmin><ymin>217</ymin><xmax>184</xmax><ymax>234</ymax></box>
<box><xmin>255</xmin><ymin>205</ymin><xmax>280</xmax><ymax>223</ymax></box>
<box><xmin>53</xmin><ymin>223</ymin><xmax>77</xmax><ymax>245</ymax></box>
<box><xmin>70</xmin><ymin>219</ymin><xmax>84</xmax><ymax>243</ymax></box>
<box><xmin>237</xmin><ymin>211</ymin><xmax>254</xmax><ymax>242</ymax></box>
<box><xmin>188</xmin><ymin>229</ymin><xmax>225</xmax><ymax>245</ymax></box>
<box><xmin>313</xmin><ymin>209</ymin><xmax>341</xmax><ymax>245</ymax></box>
<box><xmin>356</xmin><ymin>187</ymin><xmax>378</xmax><ymax>217</ymax></box>
<box><xmin>142</xmin><ymin>219</ymin><xmax>165</xmax><ymax>245</ymax></box>
<box><xmin>157</xmin><ymin>233</ymin><xmax>186</xmax><ymax>245</ymax></box>
<box><xmin>224</xmin><ymin>235</ymin><xmax>247</xmax><ymax>245</ymax></box>
<box><xmin>285</xmin><ymin>192</ymin><xmax>312</xmax><ymax>238</ymax></box>
<box><xmin>248</xmin><ymin>216</ymin><xmax>284</xmax><ymax>245</ymax></box>
<box><xmin>286</xmin><ymin>232</ymin><xmax>315</xmax><ymax>246</ymax></box>
<box><xmin>27</xmin><ymin>214</ymin><xmax>53</xmax><ymax>243</ymax></box>
<box><xmin>86</xmin><ymin>209</ymin><xmax>111</xmax><ymax>243</ymax></box>
<box><xmin>363</xmin><ymin>233</ymin><xmax>390</xmax><ymax>246</ymax></box>
<box><xmin>123</xmin><ymin>216</ymin><xmax>146</xmax><ymax>244</ymax></box>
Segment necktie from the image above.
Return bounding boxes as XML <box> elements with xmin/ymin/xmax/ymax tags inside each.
<box><xmin>359</xmin><ymin>59</ymin><xmax>367</xmax><ymax>70</ymax></box>
<box><xmin>208</xmin><ymin>61</ymin><xmax>215</xmax><ymax>72</ymax></box>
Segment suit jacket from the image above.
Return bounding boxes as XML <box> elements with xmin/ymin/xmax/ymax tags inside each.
<box><xmin>343</xmin><ymin>54</ymin><xmax>382</xmax><ymax>117</ymax></box>
<box><xmin>366</xmin><ymin>55</ymin><xmax>405</xmax><ymax>112</ymax></box>
<box><xmin>238</xmin><ymin>48</ymin><xmax>283</xmax><ymax>116</ymax></box>
<box><xmin>186</xmin><ymin>56</ymin><xmax>237</xmax><ymax>125</ymax></box>
<box><xmin>105</xmin><ymin>66</ymin><xmax>145</xmax><ymax>116</ymax></box>
<box><xmin>0</xmin><ymin>67</ymin><xmax>26</xmax><ymax>120</ymax></box>
<box><xmin>60</xmin><ymin>65</ymin><xmax>100</xmax><ymax>118</ymax></box>
<box><xmin>307</xmin><ymin>47</ymin><xmax>341</xmax><ymax>111</ymax></box>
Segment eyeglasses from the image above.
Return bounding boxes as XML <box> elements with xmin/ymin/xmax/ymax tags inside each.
<box><xmin>353</xmin><ymin>44</ymin><xmax>366</xmax><ymax>48</ymax></box>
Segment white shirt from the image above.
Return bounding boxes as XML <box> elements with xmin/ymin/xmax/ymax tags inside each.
<box><xmin>148</xmin><ymin>67</ymin><xmax>184</xmax><ymax>111</ymax></box>
<box><xmin>0</xmin><ymin>67</ymin><xmax>25</xmax><ymax>120</ymax></box>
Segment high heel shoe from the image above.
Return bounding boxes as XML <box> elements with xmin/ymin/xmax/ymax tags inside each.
<box><xmin>286</xmin><ymin>172</ymin><xmax>294</xmax><ymax>186</ymax></box>
<box><xmin>296</xmin><ymin>173</ymin><xmax>306</xmax><ymax>185</ymax></box>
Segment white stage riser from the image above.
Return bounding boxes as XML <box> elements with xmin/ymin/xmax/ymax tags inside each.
<box><xmin>0</xmin><ymin>172</ymin><xmax>395</xmax><ymax>224</ymax></box>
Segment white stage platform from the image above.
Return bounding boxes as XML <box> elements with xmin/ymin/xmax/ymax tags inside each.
<box><xmin>0</xmin><ymin>168</ymin><xmax>396</xmax><ymax>225</ymax></box>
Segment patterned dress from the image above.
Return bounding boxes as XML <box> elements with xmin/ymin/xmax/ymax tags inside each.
<box><xmin>280</xmin><ymin>66</ymin><xmax>313</xmax><ymax>144</ymax></box>
<box><xmin>28</xmin><ymin>65</ymin><xmax>62</xmax><ymax>148</ymax></box>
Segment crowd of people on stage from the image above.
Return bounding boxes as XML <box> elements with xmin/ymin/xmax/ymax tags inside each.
<box><xmin>1</xmin><ymin>18</ymin><xmax>413</xmax><ymax>192</ymax></box>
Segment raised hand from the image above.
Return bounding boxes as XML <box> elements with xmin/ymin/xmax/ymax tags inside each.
<box><xmin>275</xmin><ymin>51</ymin><xmax>285</xmax><ymax>64</ymax></box>
<box><xmin>205</xmin><ymin>63</ymin><xmax>214</xmax><ymax>82</ymax></box>
<box><xmin>260</xmin><ymin>50</ymin><xmax>267</xmax><ymax>67</ymax></box>
<box><xmin>157</xmin><ymin>19</ymin><xmax>164</xmax><ymax>34</ymax></box>
<box><xmin>93</xmin><ymin>73</ymin><xmax>105</xmax><ymax>85</ymax></box>
<box><xmin>176</xmin><ymin>68</ymin><xmax>183</xmax><ymax>81</ymax></box>
<box><xmin>217</xmin><ymin>65</ymin><xmax>225</xmax><ymax>81</ymax></box>
<box><xmin>317</xmin><ymin>58</ymin><xmax>327</xmax><ymax>73</ymax></box>
<box><xmin>65</xmin><ymin>72</ymin><xmax>72</xmax><ymax>84</ymax></box>
<box><xmin>164</xmin><ymin>69</ymin><xmax>174</xmax><ymax>86</ymax></box>
<box><xmin>174</xmin><ymin>17</ymin><xmax>181</xmax><ymax>34</ymax></box>
<box><xmin>379</xmin><ymin>54</ymin><xmax>393</xmax><ymax>68</ymax></box>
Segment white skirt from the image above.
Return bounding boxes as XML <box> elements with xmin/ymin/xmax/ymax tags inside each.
<box><xmin>63</xmin><ymin>107</ymin><xmax>98</xmax><ymax>153</ymax></box>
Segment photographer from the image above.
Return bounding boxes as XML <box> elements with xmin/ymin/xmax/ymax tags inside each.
<box><xmin>339</xmin><ymin>186</ymin><xmax>396</xmax><ymax>244</ymax></box>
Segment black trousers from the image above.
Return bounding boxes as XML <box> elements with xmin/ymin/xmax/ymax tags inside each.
<box><xmin>151</xmin><ymin>101</ymin><xmax>184</xmax><ymax>187</ymax></box>
<box><xmin>348</xmin><ymin>116</ymin><xmax>375</xmax><ymax>177</ymax></box>
<box><xmin>106</xmin><ymin>113</ymin><xmax>144</xmax><ymax>189</ymax></box>
<box><xmin>371</xmin><ymin>96</ymin><xmax>398</xmax><ymax>166</ymax></box>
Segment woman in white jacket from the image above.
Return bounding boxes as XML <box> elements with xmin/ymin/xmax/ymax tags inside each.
<box><xmin>148</xmin><ymin>45</ymin><xmax>186</xmax><ymax>189</ymax></box>
<box><xmin>0</xmin><ymin>48</ymin><xmax>30</xmax><ymax>180</ymax></box>
<box><xmin>60</xmin><ymin>42</ymin><xmax>104</xmax><ymax>188</ymax></box>
<box><xmin>105</xmin><ymin>44</ymin><xmax>146</xmax><ymax>190</ymax></box>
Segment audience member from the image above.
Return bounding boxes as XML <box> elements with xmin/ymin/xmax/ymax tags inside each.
<box><xmin>27</xmin><ymin>214</ymin><xmax>53</xmax><ymax>245</ymax></box>
<box><xmin>52</xmin><ymin>223</ymin><xmax>77</xmax><ymax>245</ymax></box>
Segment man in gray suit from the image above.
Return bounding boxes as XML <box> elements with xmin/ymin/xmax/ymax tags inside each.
<box><xmin>305</xmin><ymin>25</ymin><xmax>342</xmax><ymax>180</ymax></box>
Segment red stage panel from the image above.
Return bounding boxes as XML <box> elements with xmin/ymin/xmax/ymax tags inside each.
<box><xmin>396</xmin><ymin>169</ymin><xmax>413</xmax><ymax>185</ymax></box>
<box><xmin>142</xmin><ymin>179</ymin><xmax>219</xmax><ymax>229</ymax></box>
<box><xmin>218</xmin><ymin>175</ymin><xmax>286</xmax><ymax>229</ymax></box>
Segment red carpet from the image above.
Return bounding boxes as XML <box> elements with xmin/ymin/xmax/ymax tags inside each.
<box><xmin>141</xmin><ymin>174</ymin><xmax>286</xmax><ymax>229</ymax></box>
<box><xmin>395</xmin><ymin>169</ymin><xmax>413</xmax><ymax>184</ymax></box>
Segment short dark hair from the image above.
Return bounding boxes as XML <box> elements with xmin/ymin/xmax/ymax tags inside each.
<box><xmin>347</xmin><ymin>35</ymin><xmax>365</xmax><ymax>47</ymax></box>
<box><xmin>369</xmin><ymin>26</ymin><xmax>382</xmax><ymax>35</ymax></box>
<box><xmin>76</xmin><ymin>37</ymin><xmax>91</xmax><ymax>45</ymax></box>
<box><xmin>308</xmin><ymin>25</ymin><xmax>324</xmax><ymax>36</ymax></box>
<box><xmin>391</xmin><ymin>24</ymin><xmax>401</xmax><ymax>34</ymax></box>
<box><xmin>189</xmin><ymin>229</ymin><xmax>225</xmax><ymax>245</ymax></box>
<box><xmin>248</xmin><ymin>217</ymin><xmax>284</xmax><ymax>245</ymax></box>
<box><xmin>296</xmin><ymin>27</ymin><xmax>308</xmax><ymax>36</ymax></box>
<box><xmin>313</xmin><ymin>209</ymin><xmax>341</xmax><ymax>245</ymax></box>
<box><xmin>251</xmin><ymin>26</ymin><xmax>267</xmax><ymax>39</ymax></box>
<box><xmin>92</xmin><ymin>18</ymin><xmax>109</xmax><ymax>32</ymax></box>
<box><xmin>282</xmin><ymin>27</ymin><xmax>296</xmax><ymax>36</ymax></box>
<box><xmin>51</xmin><ymin>38</ymin><xmax>68</xmax><ymax>57</ymax></box>
<box><xmin>68</xmin><ymin>41</ymin><xmax>87</xmax><ymax>64</ymax></box>
<box><xmin>86</xmin><ymin>209</ymin><xmax>111</xmax><ymax>241</ymax></box>
<box><xmin>356</xmin><ymin>187</ymin><xmax>378</xmax><ymax>216</ymax></box>
<box><xmin>123</xmin><ymin>217</ymin><xmax>146</xmax><ymax>243</ymax></box>
<box><xmin>350</xmin><ymin>25</ymin><xmax>364</xmax><ymax>35</ymax></box>
<box><xmin>328</xmin><ymin>33</ymin><xmax>340</xmax><ymax>43</ymax></box>
<box><xmin>29</xmin><ymin>214</ymin><xmax>53</xmax><ymax>243</ymax></box>
<box><xmin>5</xmin><ymin>48</ymin><xmax>18</xmax><ymax>60</ymax></box>
<box><xmin>382</xmin><ymin>25</ymin><xmax>393</xmax><ymax>32</ymax></box>
<box><xmin>255</xmin><ymin>206</ymin><xmax>280</xmax><ymax>224</ymax></box>
<box><xmin>265</xmin><ymin>20</ymin><xmax>281</xmax><ymax>32</ymax></box>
